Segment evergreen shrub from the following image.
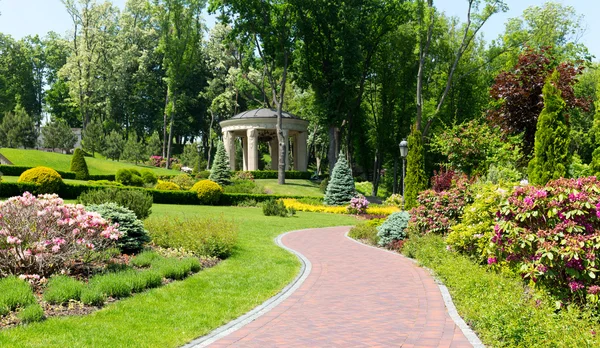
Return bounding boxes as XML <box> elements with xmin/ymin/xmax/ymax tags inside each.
<box><xmin>190</xmin><ymin>180</ymin><xmax>223</xmax><ymax>205</ymax></box>
<box><xmin>140</xmin><ymin>170</ymin><xmax>158</xmax><ymax>186</ymax></box>
<box><xmin>77</xmin><ymin>187</ymin><xmax>153</xmax><ymax>220</ymax></box>
<box><xmin>87</xmin><ymin>203</ymin><xmax>150</xmax><ymax>254</ymax></box>
<box><xmin>263</xmin><ymin>200</ymin><xmax>295</xmax><ymax>217</ymax></box>
<box><xmin>18</xmin><ymin>166</ymin><xmax>63</xmax><ymax>194</ymax></box>
<box><xmin>209</xmin><ymin>142</ymin><xmax>231</xmax><ymax>186</ymax></box>
<box><xmin>70</xmin><ymin>148</ymin><xmax>89</xmax><ymax>180</ymax></box>
<box><xmin>324</xmin><ymin>154</ymin><xmax>355</xmax><ymax>206</ymax></box>
<box><xmin>377</xmin><ymin>211</ymin><xmax>410</xmax><ymax>247</ymax></box>
<box><xmin>115</xmin><ymin>169</ymin><xmax>144</xmax><ymax>187</ymax></box>
<box><xmin>404</xmin><ymin>125</ymin><xmax>428</xmax><ymax>209</ymax></box>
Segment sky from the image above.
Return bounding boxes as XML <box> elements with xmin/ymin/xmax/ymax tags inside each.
<box><xmin>0</xmin><ymin>0</ymin><xmax>599</xmax><ymax>59</ymax></box>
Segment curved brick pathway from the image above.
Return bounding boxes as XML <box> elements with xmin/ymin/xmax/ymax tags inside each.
<box><xmin>209</xmin><ymin>226</ymin><xmax>473</xmax><ymax>348</ymax></box>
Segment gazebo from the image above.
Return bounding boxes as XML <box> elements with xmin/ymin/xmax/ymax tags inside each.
<box><xmin>220</xmin><ymin>108</ymin><xmax>309</xmax><ymax>171</ymax></box>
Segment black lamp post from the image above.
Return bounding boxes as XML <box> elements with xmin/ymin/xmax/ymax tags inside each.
<box><xmin>399</xmin><ymin>138</ymin><xmax>408</xmax><ymax>210</ymax></box>
<box><xmin>197</xmin><ymin>142</ymin><xmax>202</xmax><ymax>171</ymax></box>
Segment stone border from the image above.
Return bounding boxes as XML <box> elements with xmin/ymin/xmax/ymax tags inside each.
<box><xmin>182</xmin><ymin>228</ymin><xmax>314</xmax><ymax>348</ymax></box>
<box><xmin>344</xmin><ymin>233</ymin><xmax>484</xmax><ymax>348</ymax></box>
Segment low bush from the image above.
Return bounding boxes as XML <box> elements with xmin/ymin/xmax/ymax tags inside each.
<box><xmin>0</xmin><ymin>276</ymin><xmax>36</xmax><ymax>316</ymax></box>
<box><xmin>87</xmin><ymin>203</ymin><xmax>150</xmax><ymax>254</ymax></box>
<box><xmin>78</xmin><ymin>187</ymin><xmax>153</xmax><ymax>220</ymax></box>
<box><xmin>88</xmin><ymin>174</ymin><xmax>116</xmax><ymax>181</ymax></box>
<box><xmin>377</xmin><ymin>211</ymin><xmax>410</xmax><ymax>247</ymax></box>
<box><xmin>18</xmin><ymin>166</ymin><xmax>63</xmax><ymax>194</ymax></box>
<box><xmin>403</xmin><ymin>234</ymin><xmax>600</xmax><ymax>347</ymax></box>
<box><xmin>80</xmin><ymin>287</ymin><xmax>106</xmax><ymax>306</ymax></box>
<box><xmin>115</xmin><ymin>169</ymin><xmax>144</xmax><ymax>187</ymax></box>
<box><xmin>145</xmin><ymin>215</ymin><xmax>237</xmax><ymax>258</ymax></box>
<box><xmin>43</xmin><ymin>275</ymin><xmax>85</xmax><ymax>304</ymax></box>
<box><xmin>155</xmin><ymin>180</ymin><xmax>181</xmax><ymax>191</ymax></box>
<box><xmin>195</xmin><ymin>171</ymin><xmax>211</xmax><ymax>179</ymax></box>
<box><xmin>131</xmin><ymin>270</ymin><xmax>163</xmax><ymax>292</ymax></box>
<box><xmin>355</xmin><ymin>181</ymin><xmax>372</xmax><ymax>196</ymax></box>
<box><xmin>347</xmin><ymin>194</ymin><xmax>369</xmax><ymax>214</ymax></box>
<box><xmin>0</xmin><ymin>193</ymin><xmax>121</xmax><ymax>277</ymax></box>
<box><xmin>190</xmin><ymin>180</ymin><xmax>223</xmax><ymax>205</ymax></box>
<box><xmin>18</xmin><ymin>304</ymin><xmax>45</xmax><ymax>324</ymax></box>
<box><xmin>140</xmin><ymin>170</ymin><xmax>158</xmax><ymax>186</ymax></box>
<box><xmin>130</xmin><ymin>251</ymin><xmax>161</xmax><ymax>268</ymax></box>
<box><xmin>87</xmin><ymin>271</ymin><xmax>134</xmax><ymax>299</ymax></box>
<box><xmin>87</xmin><ymin>180</ymin><xmax>123</xmax><ymax>187</ymax></box>
<box><xmin>263</xmin><ymin>200</ymin><xmax>295</xmax><ymax>217</ymax></box>
<box><xmin>224</xmin><ymin>179</ymin><xmax>264</xmax><ymax>194</ymax></box>
<box><xmin>234</xmin><ymin>171</ymin><xmax>255</xmax><ymax>181</ymax></box>
<box><xmin>407</xmin><ymin>173</ymin><xmax>472</xmax><ymax>236</ymax></box>
<box><xmin>170</xmin><ymin>174</ymin><xmax>196</xmax><ymax>190</ymax></box>
<box><xmin>152</xmin><ymin>257</ymin><xmax>201</xmax><ymax>280</ymax></box>
<box><xmin>384</xmin><ymin>194</ymin><xmax>403</xmax><ymax>207</ymax></box>
<box><xmin>348</xmin><ymin>223</ymin><xmax>379</xmax><ymax>245</ymax></box>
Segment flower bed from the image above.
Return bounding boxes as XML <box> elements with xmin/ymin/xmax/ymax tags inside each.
<box><xmin>281</xmin><ymin>198</ymin><xmax>400</xmax><ymax>216</ymax></box>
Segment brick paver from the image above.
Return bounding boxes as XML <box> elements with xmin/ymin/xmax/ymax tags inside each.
<box><xmin>210</xmin><ymin>226</ymin><xmax>473</xmax><ymax>347</ymax></box>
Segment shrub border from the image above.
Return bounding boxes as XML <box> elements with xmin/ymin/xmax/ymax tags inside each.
<box><xmin>0</xmin><ymin>165</ymin><xmax>77</xmax><ymax>179</ymax></box>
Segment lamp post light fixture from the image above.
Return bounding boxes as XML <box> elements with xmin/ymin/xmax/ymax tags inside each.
<box><xmin>399</xmin><ymin>138</ymin><xmax>408</xmax><ymax>210</ymax></box>
<box><xmin>196</xmin><ymin>142</ymin><xmax>202</xmax><ymax>171</ymax></box>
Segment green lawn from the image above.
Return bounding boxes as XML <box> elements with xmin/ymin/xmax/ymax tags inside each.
<box><xmin>1</xmin><ymin>176</ymin><xmax>89</xmax><ymax>185</ymax></box>
<box><xmin>0</xmin><ymin>148</ymin><xmax>180</xmax><ymax>175</ymax></box>
<box><xmin>257</xmin><ymin>179</ymin><xmax>323</xmax><ymax>197</ymax></box>
<box><xmin>0</xmin><ymin>205</ymin><xmax>356</xmax><ymax>347</ymax></box>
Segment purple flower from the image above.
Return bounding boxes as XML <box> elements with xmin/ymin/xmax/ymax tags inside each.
<box><xmin>487</xmin><ymin>257</ymin><xmax>498</xmax><ymax>265</ymax></box>
<box><xmin>569</xmin><ymin>281</ymin><xmax>584</xmax><ymax>292</ymax></box>
<box><xmin>523</xmin><ymin>196</ymin><xmax>534</xmax><ymax>206</ymax></box>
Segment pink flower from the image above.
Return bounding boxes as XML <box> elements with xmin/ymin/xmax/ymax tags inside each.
<box><xmin>6</xmin><ymin>236</ymin><xmax>21</xmax><ymax>245</ymax></box>
<box><xmin>51</xmin><ymin>245</ymin><xmax>61</xmax><ymax>253</ymax></box>
<box><xmin>487</xmin><ymin>257</ymin><xmax>498</xmax><ymax>265</ymax></box>
<box><xmin>569</xmin><ymin>281</ymin><xmax>585</xmax><ymax>292</ymax></box>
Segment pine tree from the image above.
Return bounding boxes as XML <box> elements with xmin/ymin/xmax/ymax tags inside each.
<box><xmin>146</xmin><ymin>131</ymin><xmax>162</xmax><ymax>157</ymax></box>
<box><xmin>404</xmin><ymin>124</ymin><xmax>428</xmax><ymax>209</ymax></box>
<box><xmin>82</xmin><ymin>120</ymin><xmax>104</xmax><ymax>157</ymax></box>
<box><xmin>122</xmin><ymin>136</ymin><xmax>146</xmax><ymax>164</ymax></box>
<box><xmin>104</xmin><ymin>130</ymin><xmax>125</xmax><ymax>161</ymax></box>
<box><xmin>70</xmin><ymin>148</ymin><xmax>89</xmax><ymax>180</ymax></box>
<box><xmin>324</xmin><ymin>152</ymin><xmax>355</xmax><ymax>206</ymax></box>
<box><xmin>209</xmin><ymin>141</ymin><xmax>231</xmax><ymax>186</ymax></box>
<box><xmin>529</xmin><ymin>70</ymin><xmax>570</xmax><ymax>185</ymax></box>
<box><xmin>0</xmin><ymin>103</ymin><xmax>38</xmax><ymax>149</ymax></box>
<box><xmin>42</xmin><ymin>118</ymin><xmax>77</xmax><ymax>153</ymax></box>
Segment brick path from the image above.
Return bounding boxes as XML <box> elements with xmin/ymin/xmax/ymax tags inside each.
<box><xmin>209</xmin><ymin>226</ymin><xmax>473</xmax><ymax>348</ymax></box>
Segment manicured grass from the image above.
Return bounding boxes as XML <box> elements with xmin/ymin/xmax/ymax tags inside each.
<box><xmin>256</xmin><ymin>179</ymin><xmax>323</xmax><ymax>197</ymax></box>
<box><xmin>0</xmin><ymin>204</ymin><xmax>356</xmax><ymax>347</ymax></box>
<box><xmin>1</xmin><ymin>175</ymin><xmax>89</xmax><ymax>185</ymax></box>
<box><xmin>402</xmin><ymin>234</ymin><xmax>600</xmax><ymax>347</ymax></box>
<box><xmin>0</xmin><ymin>148</ymin><xmax>180</xmax><ymax>175</ymax></box>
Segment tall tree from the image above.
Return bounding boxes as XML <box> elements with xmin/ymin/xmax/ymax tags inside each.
<box><xmin>42</xmin><ymin>118</ymin><xmax>77</xmax><ymax>153</ymax></box>
<box><xmin>0</xmin><ymin>103</ymin><xmax>38</xmax><ymax>149</ymax></box>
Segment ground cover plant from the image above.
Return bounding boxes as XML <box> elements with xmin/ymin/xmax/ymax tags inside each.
<box><xmin>281</xmin><ymin>198</ymin><xmax>399</xmax><ymax>216</ymax></box>
<box><xmin>0</xmin><ymin>148</ymin><xmax>180</xmax><ymax>176</ymax></box>
<box><xmin>0</xmin><ymin>204</ymin><xmax>356</xmax><ymax>346</ymax></box>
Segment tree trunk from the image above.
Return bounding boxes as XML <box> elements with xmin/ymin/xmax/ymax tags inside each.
<box><xmin>206</xmin><ymin>110</ymin><xmax>215</xmax><ymax>170</ymax></box>
<box><xmin>371</xmin><ymin>150</ymin><xmax>380</xmax><ymax>197</ymax></box>
<box><xmin>328</xmin><ymin>126</ymin><xmax>339</xmax><ymax>177</ymax></box>
<box><xmin>162</xmin><ymin>92</ymin><xmax>169</xmax><ymax>158</ymax></box>
<box><xmin>165</xmin><ymin>93</ymin><xmax>176</xmax><ymax>169</ymax></box>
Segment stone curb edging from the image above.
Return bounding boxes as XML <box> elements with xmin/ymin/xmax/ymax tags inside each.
<box><xmin>181</xmin><ymin>228</ymin><xmax>315</xmax><ymax>348</ymax></box>
<box><xmin>344</xmin><ymin>233</ymin><xmax>485</xmax><ymax>348</ymax></box>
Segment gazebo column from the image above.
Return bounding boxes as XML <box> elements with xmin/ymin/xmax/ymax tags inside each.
<box><xmin>269</xmin><ymin>138</ymin><xmax>279</xmax><ymax>170</ymax></box>
<box><xmin>242</xmin><ymin>136</ymin><xmax>248</xmax><ymax>171</ymax></box>
<box><xmin>223</xmin><ymin>131</ymin><xmax>236</xmax><ymax>171</ymax></box>
<box><xmin>247</xmin><ymin>128</ymin><xmax>259</xmax><ymax>171</ymax></box>
<box><xmin>283</xmin><ymin>129</ymin><xmax>290</xmax><ymax>170</ymax></box>
<box><xmin>295</xmin><ymin>131</ymin><xmax>308</xmax><ymax>171</ymax></box>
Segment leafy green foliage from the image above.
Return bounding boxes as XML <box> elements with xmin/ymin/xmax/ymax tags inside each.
<box><xmin>42</xmin><ymin>118</ymin><xmax>77</xmax><ymax>152</ymax></box>
<box><xmin>0</xmin><ymin>103</ymin><xmax>38</xmax><ymax>149</ymax></box>
<box><xmin>170</xmin><ymin>174</ymin><xmax>195</xmax><ymax>190</ymax></box>
<box><xmin>140</xmin><ymin>169</ymin><xmax>158</xmax><ymax>186</ymax></box>
<box><xmin>324</xmin><ymin>153</ymin><xmax>355</xmax><ymax>206</ymax></box>
<box><xmin>404</xmin><ymin>125</ymin><xmax>427</xmax><ymax>209</ymax></box>
<box><xmin>122</xmin><ymin>136</ymin><xmax>147</xmax><ymax>165</ymax></box>
<box><xmin>104</xmin><ymin>130</ymin><xmax>125</xmax><ymax>161</ymax></box>
<box><xmin>77</xmin><ymin>187</ymin><xmax>153</xmax><ymax>220</ymax></box>
<box><xmin>115</xmin><ymin>168</ymin><xmax>144</xmax><ymax>187</ymax></box>
<box><xmin>223</xmin><ymin>179</ymin><xmax>263</xmax><ymax>194</ymax></box>
<box><xmin>348</xmin><ymin>222</ymin><xmax>379</xmax><ymax>245</ymax></box>
<box><xmin>528</xmin><ymin>70</ymin><xmax>571</xmax><ymax>185</ymax></box>
<box><xmin>43</xmin><ymin>275</ymin><xmax>85</xmax><ymax>304</ymax></box>
<box><xmin>130</xmin><ymin>251</ymin><xmax>161</xmax><ymax>268</ymax></box>
<box><xmin>82</xmin><ymin>120</ymin><xmax>104</xmax><ymax>157</ymax></box>
<box><xmin>155</xmin><ymin>180</ymin><xmax>180</xmax><ymax>191</ymax></box>
<box><xmin>145</xmin><ymin>215</ymin><xmax>238</xmax><ymax>258</ymax></box>
<box><xmin>80</xmin><ymin>287</ymin><xmax>106</xmax><ymax>306</ymax></box>
<box><xmin>87</xmin><ymin>203</ymin><xmax>150</xmax><ymax>254</ymax></box>
<box><xmin>262</xmin><ymin>200</ymin><xmax>295</xmax><ymax>217</ymax></box>
<box><xmin>18</xmin><ymin>304</ymin><xmax>45</xmax><ymax>324</ymax></box>
<box><xmin>0</xmin><ymin>276</ymin><xmax>36</xmax><ymax>316</ymax></box>
<box><xmin>209</xmin><ymin>142</ymin><xmax>231</xmax><ymax>186</ymax></box>
<box><xmin>376</xmin><ymin>211</ymin><xmax>410</xmax><ymax>247</ymax></box>
<box><xmin>17</xmin><ymin>166</ymin><xmax>63</xmax><ymax>194</ymax></box>
<box><xmin>190</xmin><ymin>180</ymin><xmax>223</xmax><ymax>205</ymax></box>
<box><xmin>70</xmin><ymin>148</ymin><xmax>89</xmax><ymax>180</ymax></box>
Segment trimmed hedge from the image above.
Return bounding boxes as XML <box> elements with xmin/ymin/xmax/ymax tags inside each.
<box><xmin>0</xmin><ymin>165</ymin><xmax>76</xmax><ymax>179</ymax></box>
<box><xmin>88</xmin><ymin>174</ymin><xmax>115</xmax><ymax>181</ymax></box>
<box><xmin>234</xmin><ymin>170</ymin><xmax>312</xmax><ymax>180</ymax></box>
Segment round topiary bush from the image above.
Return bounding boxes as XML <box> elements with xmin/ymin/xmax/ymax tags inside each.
<box><xmin>140</xmin><ymin>169</ymin><xmax>158</xmax><ymax>186</ymax></box>
<box><xmin>155</xmin><ymin>180</ymin><xmax>181</xmax><ymax>191</ymax></box>
<box><xmin>116</xmin><ymin>168</ymin><xmax>144</xmax><ymax>187</ymax></box>
<box><xmin>87</xmin><ymin>202</ymin><xmax>150</xmax><ymax>254</ymax></box>
<box><xmin>377</xmin><ymin>211</ymin><xmax>410</xmax><ymax>247</ymax></box>
<box><xmin>70</xmin><ymin>148</ymin><xmax>89</xmax><ymax>180</ymax></box>
<box><xmin>18</xmin><ymin>166</ymin><xmax>63</xmax><ymax>193</ymax></box>
<box><xmin>190</xmin><ymin>180</ymin><xmax>223</xmax><ymax>205</ymax></box>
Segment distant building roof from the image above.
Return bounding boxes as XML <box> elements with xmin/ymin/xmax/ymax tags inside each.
<box><xmin>231</xmin><ymin>108</ymin><xmax>300</xmax><ymax>120</ymax></box>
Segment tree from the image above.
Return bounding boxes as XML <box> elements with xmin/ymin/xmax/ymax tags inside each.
<box><xmin>82</xmin><ymin>119</ymin><xmax>104</xmax><ymax>156</ymax></box>
<box><xmin>0</xmin><ymin>103</ymin><xmax>38</xmax><ymax>149</ymax></box>
<box><xmin>529</xmin><ymin>70</ymin><xmax>571</xmax><ymax>185</ymax></box>
<box><xmin>404</xmin><ymin>125</ymin><xmax>428</xmax><ymax>209</ymax></box>
<box><xmin>104</xmin><ymin>130</ymin><xmax>125</xmax><ymax>161</ymax></box>
<box><xmin>70</xmin><ymin>148</ymin><xmax>89</xmax><ymax>180</ymax></box>
<box><xmin>42</xmin><ymin>118</ymin><xmax>77</xmax><ymax>153</ymax></box>
<box><xmin>122</xmin><ymin>135</ymin><xmax>146</xmax><ymax>164</ymax></box>
<box><xmin>488</xmin><ymin>47</ymin><xmax>588</xmax><ymax>160</ymax></box>
<box><xmin>324</xmin><ymin>153</ymin><xmax>355</xmax><ymax>206</ymax></box>
<box><xmin>209</xmin><ymin>141</ymin><xmax>231</xmax><ymax>186</ymax></box>
<box><xmin>146</xmin><ymin>131</ymin><xmax>162</xmax><ymax>157</ymax></box>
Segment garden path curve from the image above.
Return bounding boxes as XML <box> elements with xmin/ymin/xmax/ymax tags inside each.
<box><xmin>200</xmin><ymin>226</ymin><xmax>475</xmax><ymax>348</ymax></box>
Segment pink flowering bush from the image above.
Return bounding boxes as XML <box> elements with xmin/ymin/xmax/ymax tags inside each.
<box><xmin>0</xmin><ymin>192</ymin><xmax>121</xmax><ymax>277</ymax></box>
<box><xmin>347</xmin><ymin>195</ymin><xmax>369</xmax><ymax>214</ymax></box>
<box><xmin>490</xmin><ymin>176</ymin><xmax>600</xmax><ymax>304</ymax></box>
<box><xmin>407</xmin><ymin>173</ymin><xmax>473</xmax><ymax>236</ymax></box>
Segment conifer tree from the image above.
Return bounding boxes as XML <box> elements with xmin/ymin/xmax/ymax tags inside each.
<box><xmin>209</xmin><ymin>141</ymin><xmax>231</xmax><ymax>186</ymax></box>
<box><xmin>70</xmin><ymin>148</ymin><xmax>89</xmax><ymax>180</ymax></box>
<box><xmin>404</xmin><ymin>125</ymin><xmax>428</xmax><ymax>209</ymax></box>
<box><xmin>529</xmin><ymin>70</ymin><xmax>570</xmax><ymax>185</ymax></box>
<box><xmin>589</xmin><ymin>79</ymin><xmax>600</xmax><ymax>176</ymax></box>
<box><xmin>324</xmin><ymin>152</ymin><xmax>355</xmax><ymax>206</ymax></box>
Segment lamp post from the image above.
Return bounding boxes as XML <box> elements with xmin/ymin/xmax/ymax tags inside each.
<box><xmin>196</xmin><ymin>142</ymin><xmax>202</xmax><ymax>172</ymax></box>
<box><xmin>399</xmin><ymin>138</ymin><xmax>408</xmax><ymax>210</ymax></box>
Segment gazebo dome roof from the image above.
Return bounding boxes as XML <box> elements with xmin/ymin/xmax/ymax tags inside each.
<box><xmin>231</xmin><ymin>108</ymin><xmax>300</xmax><ymax>120</ymax></box>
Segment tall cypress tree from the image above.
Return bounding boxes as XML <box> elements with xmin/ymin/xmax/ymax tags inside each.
<box><xmin>404</xmin><ymin>124</ymin><xmax>427</xmax><ymax>209</ymax></box>
<box><xmin>528</xmin><ymin>70</ymin><xmax>570</xmax><ymax>185</ymax></box>
<box><xmin>324</xmin><ymin>152</ymin><xmax>355</xmax><ymax>206</ymax></box>
<box><xmin>209</xmin><ymin>141</ymin><xmax>231</xmax><ymax>186</ymax></box>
